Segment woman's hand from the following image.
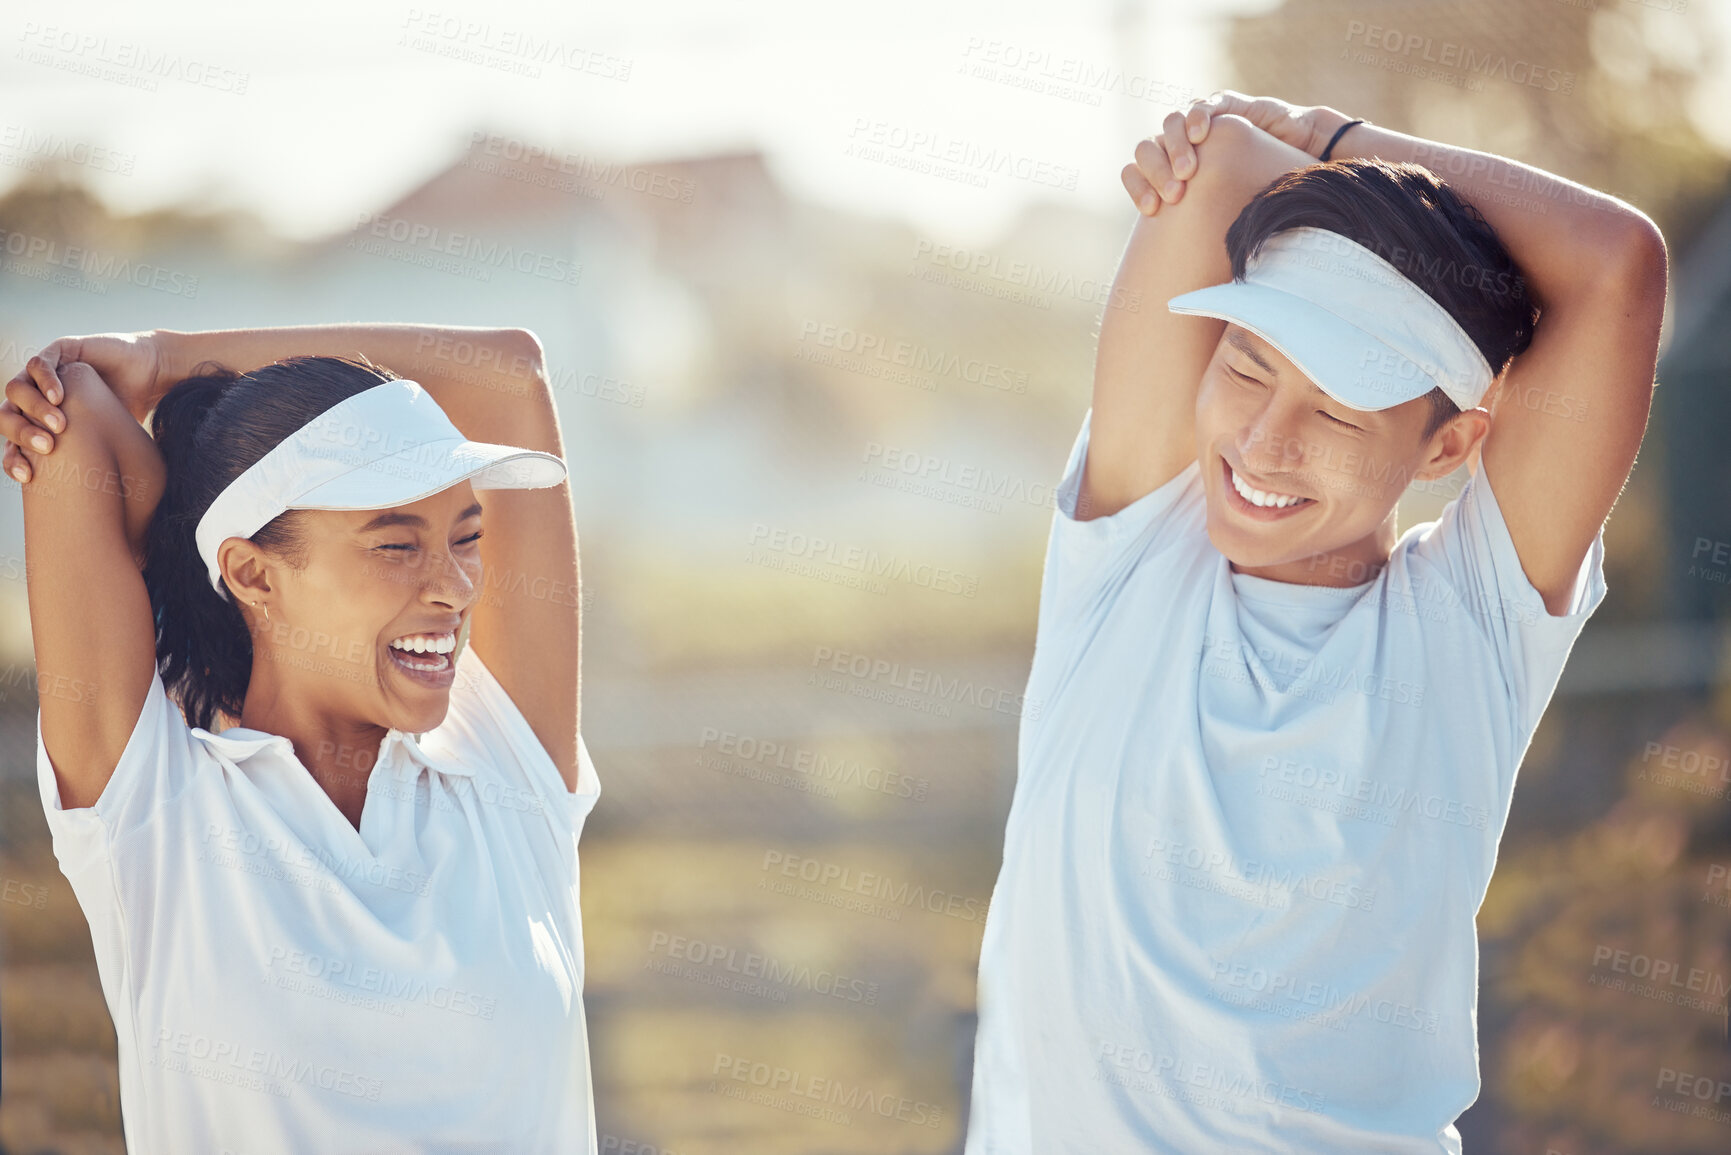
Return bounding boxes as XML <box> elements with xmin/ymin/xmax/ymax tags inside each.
<box><xmin>3</xmin><ymin>355</ymin><xmax>69</xmax><ymax>484</ymax></box>
<box><xmin>1122</xmin><ymin>90</ymin><xmax>1347</xmax><ymax>216</ymax></box>
<box><xmin>1</xmin><ymin>331</ymin><xmax>166</xmax><ymax>484</ymax></box>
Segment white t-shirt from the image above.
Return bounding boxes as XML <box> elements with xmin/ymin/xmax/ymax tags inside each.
<box><xmin>37</xmin><ymin>642</ymin><xmax>602</xmax><ymax>1154</ymax></box>
<box><xmin>965</xmin><ymin>409</ymin><xmax>1606</xmax><ymax>1154</ymax></box>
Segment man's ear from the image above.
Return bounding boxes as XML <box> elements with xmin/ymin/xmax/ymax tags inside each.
<box><xmin>1412</xmin><ymin>408</ymin><xmax>1490</xmax><ymax>483</ymax></box>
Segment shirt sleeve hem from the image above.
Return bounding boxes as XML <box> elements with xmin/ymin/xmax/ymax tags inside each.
<box><xmin>1053</xmin><ymin>408</ymin><xmax>1203</xmax><ymax>542</ymax></box>
<box><xmin>457</xmin><ymin>646</ymin><xmax>601</xmax><ymax>818</ymax></box>
<box><xmin>1472</xmin><ymin>456</ymin><xmax>1609</xmax><ymax>626</ymax></box>
<box><xmin>37</xmin><ymin>663</ymin><xmax>174</xmax><ymax>839</ymax></box>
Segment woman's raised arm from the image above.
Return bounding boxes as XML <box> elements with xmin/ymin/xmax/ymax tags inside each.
<box><xmin>18</xmin><ymin>359</ymin><xmax>168</xmax><ymax>809</ymax></box>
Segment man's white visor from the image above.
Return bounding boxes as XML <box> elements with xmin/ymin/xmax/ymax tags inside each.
<box><xmin>1167</xmin><ymin>225</ymin><xmax>1496</xmax><ymax>412</ymax></box>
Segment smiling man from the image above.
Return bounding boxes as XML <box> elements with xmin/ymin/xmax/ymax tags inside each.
<box><xmin>963</xmin><ymin>100</ymin><xmax>1668</xmax><ymax>1153</ymax></box>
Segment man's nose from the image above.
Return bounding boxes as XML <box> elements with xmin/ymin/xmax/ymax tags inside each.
<box><xmin>1238</xmin><ymin>409</ymin><xmax>1309</xmax><ymax>471</ymax></box>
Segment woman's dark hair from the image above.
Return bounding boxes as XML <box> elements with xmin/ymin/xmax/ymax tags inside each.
<box><xmin>1224</xmin><ymin>157</ymin><xmax>1539</xmax><ymax>441</ymax></box>
<box><xmin>143</xmin><ymin>354</ymin><xmax>398</xmax><ymax>732</ymax></box>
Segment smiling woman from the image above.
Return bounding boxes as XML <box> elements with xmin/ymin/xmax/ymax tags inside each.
<box><xmin>5</xmin><ymin>326</ymin><xmax>602</xmax><ymax>1154</ymax></box>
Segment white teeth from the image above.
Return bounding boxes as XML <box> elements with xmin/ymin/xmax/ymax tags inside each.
<box><xmin>390</xmin><ymin>632</ymin><xmax>455</xmax><ymax>654</ymax></box>
<box><xmin>1229</xmin><ymin>464</ymin><xmax>1308</xmax><ymax>509</ymax></box>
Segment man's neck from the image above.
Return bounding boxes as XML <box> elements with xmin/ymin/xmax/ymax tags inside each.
<box><xmin>1228</xmin><ymin>520</ymin><xmax>1399</xmax><ymax>587</ymax></box>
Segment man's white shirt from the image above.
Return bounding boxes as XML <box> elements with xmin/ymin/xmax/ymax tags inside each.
<box><xmin>966</xmin><ymin>409</ymin><xmax>1605</xmax><ymax>1154</ymax></box>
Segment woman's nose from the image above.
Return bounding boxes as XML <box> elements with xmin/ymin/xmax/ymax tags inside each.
<box><xmin>422</xmin><ymin>550</ymin><xmax>478</xmax><ymax>603</ymax></box>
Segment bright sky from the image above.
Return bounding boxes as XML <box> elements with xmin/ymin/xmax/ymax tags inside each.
<box><xmin>4</xmin><ymin>0</ymin><xmax>1728</xmax><ymax>247</ymax></box>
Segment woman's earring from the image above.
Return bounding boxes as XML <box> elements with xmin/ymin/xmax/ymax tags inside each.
<box><xmin>255</xmin><ymin>601</ymin><xmax>269</xmax><ymax>625</ymax></box>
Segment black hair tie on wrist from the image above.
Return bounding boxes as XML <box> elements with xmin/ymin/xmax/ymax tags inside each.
<box><xmin>1320</xmin><ymin>118</ymin><xmax>1366</xmax><ymax>163</ymax></box>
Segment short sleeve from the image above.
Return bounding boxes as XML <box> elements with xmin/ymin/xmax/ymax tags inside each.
<box><xmin>443</xmin><ymin>644</ymin><xmax>601</xmax><ymax>843</ymax></box>
<box><xmin>1038</xmin><ymin>408</ymin><xmax>1206</xmax><ymax>639</ymax></box>
<box><xmin>36</xmin><ymin>664</ymin><xmax>205</xmax><ymax>857</ymax></box>
<box><xmin>35</xmin><ymin>663</ymin><xmax>206</xmax><ymax>1000</ymax></box>
<box><xmin>1409</xmin><ymin>456</ymin><xmax>1607</xmax><ymax>736</ymax></box>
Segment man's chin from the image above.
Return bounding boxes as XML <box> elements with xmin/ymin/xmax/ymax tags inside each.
<box><xmin>1205</xmin><ymin>512</ymin><xmax>1285</xmax><ymax>562</ymax></box>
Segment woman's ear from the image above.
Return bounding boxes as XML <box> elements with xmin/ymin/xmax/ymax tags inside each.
<box><xmin>216</xmin><ymin>539</ymin><xmax>274</xmax><ymax>608</ymax></box>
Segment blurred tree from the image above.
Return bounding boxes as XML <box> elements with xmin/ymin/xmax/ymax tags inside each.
<box><xmin>1224</xmin><ymin>0</ymin><xmax>1726</xmax><ymax>235</ymax></box>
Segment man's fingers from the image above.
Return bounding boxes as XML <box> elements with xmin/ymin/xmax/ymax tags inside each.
<box><xmin>1160</xmin><ymin>109</ymin><xmax>1197</xmax><ymax>181</ymax></box>
<box><xmin>1132</xmin><ymin>137</ymin><xmax>1178</xmax><ymax>203</ymax></box>
<box><xmin>1185</xmin><ymin>104</ymin><xmax>1210</xmax><ymax>147</ymax></box>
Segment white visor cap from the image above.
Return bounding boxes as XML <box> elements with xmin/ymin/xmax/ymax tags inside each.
<box><xmin>1166</xmin><ymin>225</ymin><xmax>1496</xmax><ymax>412</ymax></box>
<box><xmin>195</xmin><ymin>378</ymin><xmax>567</xmax><ymax>599</ymax></box>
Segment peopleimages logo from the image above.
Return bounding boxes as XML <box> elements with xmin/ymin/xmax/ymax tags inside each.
<box><xmin>809</xmin><ymin>644</ymin><xmax>1040</xmax><ymax>720</ymax></box>
<box><xmin>1341</xmin><ymin>21</ymin><xmax>1574</xmax><ymax>94</ymax></box>
<box><xmin>748</xmin><ymin>523</ymin><xmax>979</xmax><ymax>598</ymax></box>
<box><xmin>264</xmin><ymin>946</ymin><xmax>499</xmax><ymax>1020</ymax></box>
<box><xmin>0</xmin><ymin>227</ymin><xmax>199</xmax><ymax>297</ymax></box>
<box><xmin>1095</xmin><ymin>1041</ymin><xmax>1328</xmax><ymax>1115</ymax></box>
<box><xmin>1257</xmin><ymin>756</ymin><xmax>1490</xmax><ymax>830</ymax></box>
<box><xmin>711</xmin><ymin>1053</ymin><xmax>945</xmax><ymax>1128</ymax></box>
<box><xmin>153</xmin><ymin>1028</ymin><xmax>382</xmax><ymax>1101</ymax></box>
<box><xmin>909</xmin><ymin>238</ymin><xmax>1140</xmax><ymax>312</ymax></box>
<box><xmin>797</xmin><ymin>320</ymin><xmax>1029</xmax><ymax>394</ymax></box>
<box><xmin>699</xmin><ymin>727</ymin><xmax>930</xmax><ymax>801</ymax></box>
<box><xmin>845</xmin><ymin>116</ymin><xmax>1079</xmax><ymax>191</ymax></box>
<box><xmin>349</xmin><ymin>211</ymin><xmax>582</xmax><ymax>284</ymax></box>
<box><xmin>759</xmin><ymin>849</ymin><xmax>989</xmax><ymax>923</ymax></box>
<box><xmin>646</xmin><ymin>931</ymin><xmax>881</xmax><ymax>1007</ymax></box>
<box><xmin>861</xmin><ymin>441</ymin><xmax>1057</xmax><ymax>513</ymax></box>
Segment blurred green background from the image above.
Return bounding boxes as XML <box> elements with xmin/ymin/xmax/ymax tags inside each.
<box><xmin>4</xmin><ymin>1</ymin><xmax>1731</xmax><ymax>1152</ymax></box>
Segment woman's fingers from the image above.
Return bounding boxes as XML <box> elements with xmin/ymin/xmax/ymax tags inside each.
<box><xmin>0</xmin><ymin>397</ymin><xmax>53</xmax><ymax>458</ymax></box>
<box><xmin>16</xmin><ymin>342</ymin><xmax>69</xmax><ymax>406</ymax></box>
<box><xmin>1</xmin><ymin>397</ymin><xmax>20</xmax><ymax>482</ymax></box>
<box><xmin>4</xmin><ymin>443</ymin><xmax>29</xmax><ymax>485</ymax></box>
<box><xmin>5</xmin><ymin>357</ymin><xmax>66</xmax><ymax>439</ymax></box>
<box><xmin>34</xmin><ymin>351</ymin><xmax>67</xmax><ymax>409</ymax></box>
<box><xmin>0</xmin><ymin>400</ymin><xmax>37</xmax><ymax>484</ymax></box>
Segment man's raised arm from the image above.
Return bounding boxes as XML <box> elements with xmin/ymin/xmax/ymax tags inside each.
<box><xmin>1084</xmin><ymin>115</ymin><xmax>1323</xmax><ymax>520</ymax></box>
<box><xmin>1317</xmin><ymin>114</ymin><xmax>1668</xmax><ymax>614</ymax></box>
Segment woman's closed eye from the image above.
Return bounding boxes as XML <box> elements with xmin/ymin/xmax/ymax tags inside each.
<box><xmin>377</xmin><ymin>531</ymin><xmax>484</xmax><ymax>553</ymax></box>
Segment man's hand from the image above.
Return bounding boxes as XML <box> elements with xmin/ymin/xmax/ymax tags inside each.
<box><xmin>1122</xmin><ymin>90</ymin><xmax>1350</xmax><ymax>216</ymax></box>
<box><xmin>1</xmin><ymin>330</ymin><xmax>166</xmax><ymax>484</ymax></box>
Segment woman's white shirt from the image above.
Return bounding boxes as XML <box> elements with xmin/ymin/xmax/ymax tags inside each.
<box><xmin>36</xmin><ymin>643</ymin><xmax>601</xmax><ymax>1154</ymax></box>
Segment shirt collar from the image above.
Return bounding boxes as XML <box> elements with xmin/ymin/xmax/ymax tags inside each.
<box><xmin>190</xmin><ymin>724</ymin><xmax>477</xmax><ymax>779</ymax></box>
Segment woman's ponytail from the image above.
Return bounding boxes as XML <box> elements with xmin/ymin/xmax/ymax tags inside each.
<box><xmin>143</xmin><ymin>366</ymin><xmax>250</xmax><ymax>732</ymax></box>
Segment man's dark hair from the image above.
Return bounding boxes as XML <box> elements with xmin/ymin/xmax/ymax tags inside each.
<box><xmin>1224</xmin><ymin>157</ymin><xmax>1538</xmax><ymax>441</ymax></box>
